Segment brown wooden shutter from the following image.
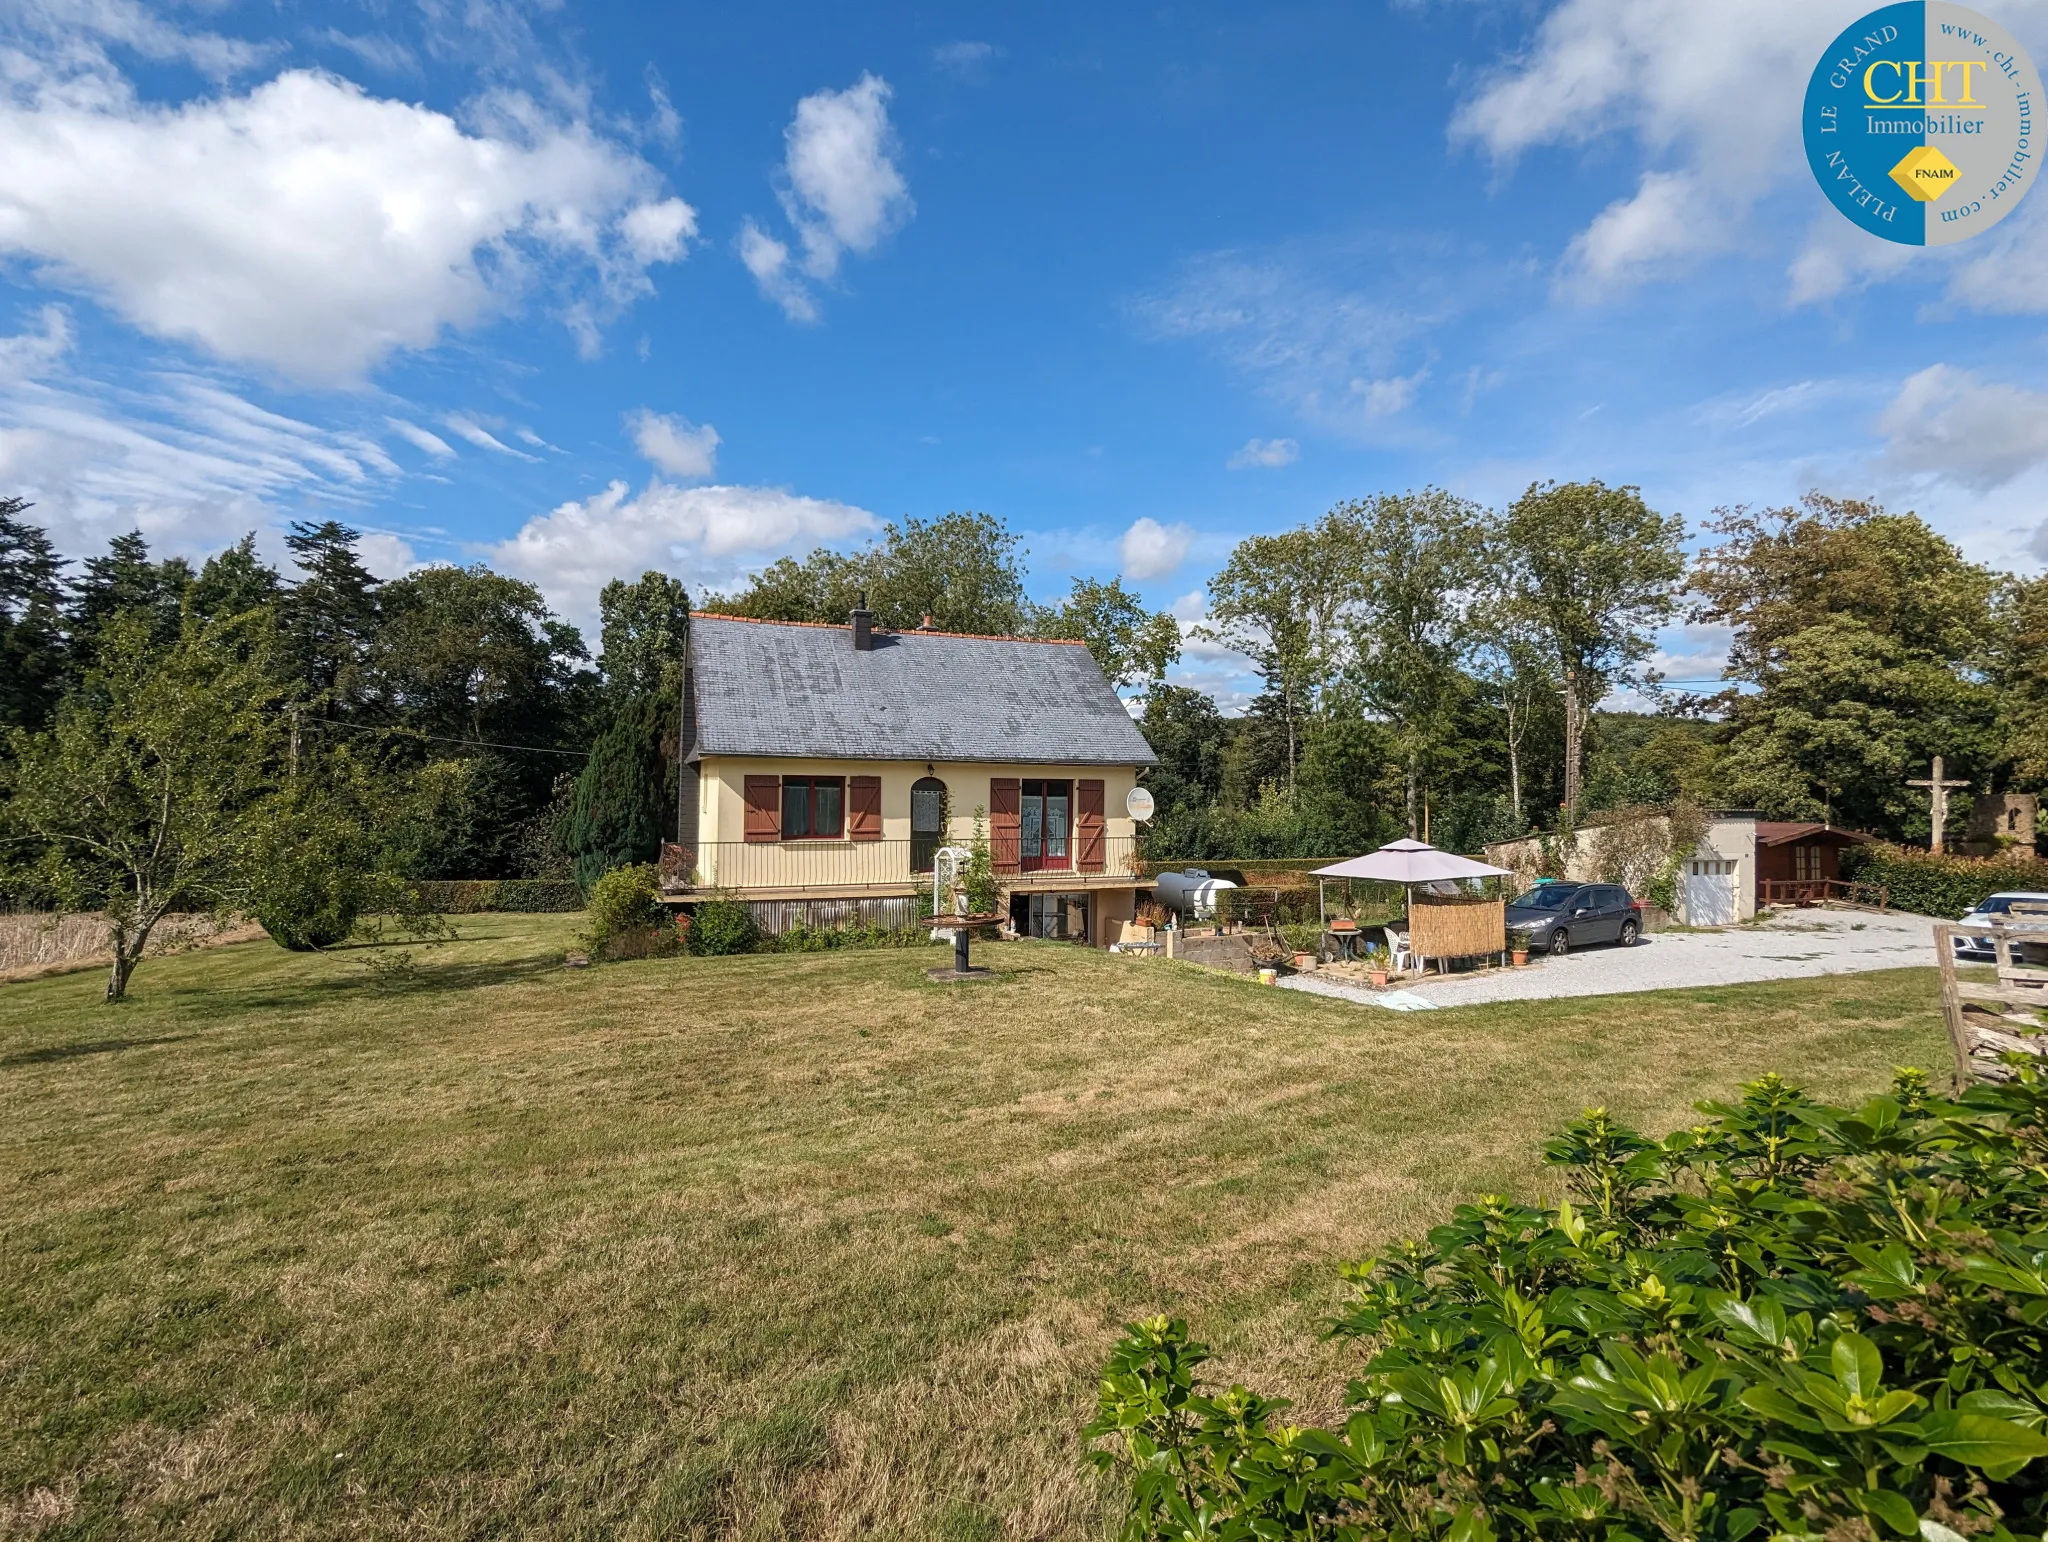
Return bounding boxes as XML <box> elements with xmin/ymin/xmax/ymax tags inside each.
<box><xmin>743</xmin><ymin>776</ymin><xmax>781</xmax><ymax>843</ymax></box>
<box><xmin>989</xmin><ymin>777</ymin><xmax>1021</xmax><ymax>874</ymax></box>
<box><xmin>848</xmin><ymin>775</ymin><xmax>882</xmax><ymax>841</ymax></box>
<box><xmin>1076</xmin><ymin>779</ymin><xmax>1105</xmax><ymax>873</ymax></box>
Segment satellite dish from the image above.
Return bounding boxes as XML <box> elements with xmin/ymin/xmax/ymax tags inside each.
<box><xmin>1125</xmin><ymin>787</ymin><xmax>1156</xmax><ymax>822</ymax></box>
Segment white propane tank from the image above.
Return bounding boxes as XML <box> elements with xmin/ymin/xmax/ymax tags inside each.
<box><xmin>1154</xmin><ymin>869</ymin><xmax>1238</xmax><ymax>919</ymax></box>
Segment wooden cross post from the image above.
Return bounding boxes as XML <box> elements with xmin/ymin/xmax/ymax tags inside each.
<box><xmin>1906</xmin><ymin>755</ymin><xmax>1971</xmax><ymax>854</ymax></box>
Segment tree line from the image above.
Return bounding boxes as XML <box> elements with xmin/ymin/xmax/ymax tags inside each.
<box><xmin>1144</xmin><ymin>484</ymin><xmax>2037</xmax><ymax>862</ymax></box>
<box><xmin>0</xmin><ymin>482</ymin><xmax>2034</xmax><ymax>997</ymax></box>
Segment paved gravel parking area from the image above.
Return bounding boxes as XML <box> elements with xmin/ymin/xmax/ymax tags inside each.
<box><xmin>1280</xmin><ymin>907</ymin><xmax>1943</xmax><ymax>1010</ymax></box>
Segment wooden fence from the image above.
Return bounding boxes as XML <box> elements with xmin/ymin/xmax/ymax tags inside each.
<box><xmin>1409</xmin><ymin>894</ymin><xmax>1506</xmax><ymax>964</ymax></box>
<box><xmin>1937</xmin><ymin>918</ymin><xmax>2048</xmax><ymax>1091</ymax></box>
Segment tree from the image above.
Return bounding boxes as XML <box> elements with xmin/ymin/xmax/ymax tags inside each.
<box><xmin>1201</xmin><ymin>512</ymin><xmax>1362</xmax><ymax>781</ymax></box>
<box><xmin>1992</xmin><ymin>575</ymin><xmax>2048</xmax><ymax>789</ymax></box>
<box><xmin>712</xmin><ymin>511</ymin><xmax>1031</xmax><ymax>635</ymax></box>
<box><xmin>1340</xmin><ymin>489</ymin><xmax>1486</xmax><ymax>836</ymax></box>
<box><xmin>0</xmin><ymin>498</ymin><xmax>69</xmax><ymax>734</ymax></box>
<box><xmin>1500</xmin><ymin>481</ymin><xmax>1686</xmax><ymax>821</ymax></box>
<box><xmin>1139</xmin><ymin>684</ymin><xmax>1231</xmax><ymax>819</ymax></box>
<box><xmin>1690</xmin><ymin>497</ymin><xmax>1999</xmax><ymax>836</ymax></box>
<box><xmin>597</xmin><ymin>570</ymin><xmax>691</xmax><ymax>698</ymax></box>
<box><xmin>281</xmin><ymin>520</ymin><xmax>381</xmax><ymax>716</ymax></box>
<box><xmin>1689</xmin><ymin>493</ymin><xmax>1993</xmax><ymax>678</ymax></box>
<box><xmin>188</xmin><ymin>533</ymin><xmax>283</xmax><ymax>623</ymax></box>
<box><xmin>1468</xmin><ymin>624</ymin><xmax>1552</xmax><ymax>835</ymax></box>
<box><xmin>565</xmin><ymin>694</ymin><xmax>671</xmax><ymax>891</ymax></box>
<box><xmin>67</xmin><ymin>530</ymin><xmax>192</xmax><ymax>660</ymax></box>
<box><xmin>1034</xmin><ymin>577</ymin><xmax>1181</xmax><ymax>692</ymax></box>
<box><xmin>2</xmin><ymin>610</ymin><xmax>284</xmax><ymax>1001</ymax></box>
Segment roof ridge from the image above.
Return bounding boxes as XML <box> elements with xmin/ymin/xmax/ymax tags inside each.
<box><xmin>690</xmin><ymin>611</ymin><xmax>1089</xmax><ymax>646</ymax></box>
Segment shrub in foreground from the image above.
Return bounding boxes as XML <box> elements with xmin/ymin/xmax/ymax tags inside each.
<box><xmin>1088</xmin><ymin>1067</ymin><xmax>2048</xmax><ymax>1542</ymax></box>
<box><xmin>580</xmin><ymin>864</ymin><xmax>673</xmax><ymax>960</ymax></box>
<box><xmin>684</xmin><ymin>892</ymin><xmax>758</xmax><ymax>956</ymax></box>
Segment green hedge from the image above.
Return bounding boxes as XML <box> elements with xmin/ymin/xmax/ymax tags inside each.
<box><xmin>412</xmin><ymin>879</ymin><xmax>583</xmax><ymax>914</ymax></box>
<box><xmin>1089</xmin><ymin>1067</ymin><xmax>2048</xmax><ymax>1542</ymax></box>
<box><xmin>1841</xmin><ymin>842</ymin><xmax>2048</xmax><ymax>918</ymax></box>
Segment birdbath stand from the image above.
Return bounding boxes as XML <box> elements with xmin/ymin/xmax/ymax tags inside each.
<box><xmin>928</xmin><ymin>913</ymin><xmax>1005</xmax><ymax>981</ymax></box>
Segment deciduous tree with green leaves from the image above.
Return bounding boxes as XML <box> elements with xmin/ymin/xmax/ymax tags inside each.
<box><xmin>2</xmin><ymin>609</ymin><xmax>286</xmax><ymax>1001</ymax></box>
<box><xmin>1034</xmin><ymin>576</ymin><xmax>1181</xmax><ymax>692</ymax></box>
<box><xmin>1501</xmin><ymin>481</ymin><xmax>1686</xmax><ymax>822</ymax></box>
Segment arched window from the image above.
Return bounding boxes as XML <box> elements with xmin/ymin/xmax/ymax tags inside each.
<box><xmin>910</xmin><ymin>778</ymin><xmax>948</xmax><ymax>872</ymax></box>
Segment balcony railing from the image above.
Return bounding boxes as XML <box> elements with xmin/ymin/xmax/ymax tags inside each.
<box><xmin>665</xmin><ymin>836</ymin><xmax>1141</xmax><ymax>893</ymax></box>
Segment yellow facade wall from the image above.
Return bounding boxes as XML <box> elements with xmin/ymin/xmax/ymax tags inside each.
<box><xmin>699</xmin><ymin>756</ymin><xmax>1143</xmax><ymax>844</ymax></box>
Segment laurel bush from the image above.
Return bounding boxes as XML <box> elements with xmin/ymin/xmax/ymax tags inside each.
<box><xmin>1088</xmin><ymin>1066</ymin><xmax>2048</xmax><ymax>1542</ymax></box>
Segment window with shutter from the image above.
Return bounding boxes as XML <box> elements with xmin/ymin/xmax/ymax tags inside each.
<box><xmin>989</xmin><ymin>778</ymin><xmax>1021</xmax><ymax>874</ymax></box>
<box><xmin>1076</xmin><ymin>779</ymin><xmax>1104</xmax><ymax>872</ymax></box>
<box><xmin>743</xmin><ymin>776</ymin><xmax>780</xmax><ymax>843</ymax></box>
<box><xmin>848</xmin><ymin>776</ymin><xmax>882</xmax><ymax>841</ymax></box>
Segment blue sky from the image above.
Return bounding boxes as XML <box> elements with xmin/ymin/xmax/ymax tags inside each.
<box><xmin>1</xmin><ymin>0</ymin><xmax>2043</xmax><ymax>707</ymax></box>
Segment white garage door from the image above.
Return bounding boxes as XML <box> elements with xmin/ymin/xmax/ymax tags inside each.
<box><xmin>1681</xmin><ymin>859</ymin><xmax>1739</xmax><ymax>926</ymax></box>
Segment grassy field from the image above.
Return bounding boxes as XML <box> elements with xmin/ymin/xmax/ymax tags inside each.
<box><xmin>0</xmin><ymin>917</ymin><xmax>1951</xmax><ymax>1541</ymax></box>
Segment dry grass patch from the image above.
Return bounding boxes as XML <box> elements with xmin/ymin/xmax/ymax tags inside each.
<box><xmin>0</xmin><ymin>916</ymin><xmax>1948</xmax><ymax>1539</ymax></box>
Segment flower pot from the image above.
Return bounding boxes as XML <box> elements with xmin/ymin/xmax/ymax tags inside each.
<box><xmin>1369</xmin><ymin>969</ymin><xmax>1389</xmax><ymax>987</ymax></box>
<box><xmin>1292</xmin><ymin>952</ymin><xmax>1315</xmax><ymax>969</ymax></box>
<box><xmin>1511</xmin><ymin>949</ymin><xmax>1528</xmax><ymax>967</ymax></box>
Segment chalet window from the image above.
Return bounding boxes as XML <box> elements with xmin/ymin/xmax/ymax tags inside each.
<box><xmin>781</xmin><ymin>776</ymin><xmax>844</xmax><ymax>840</ymax></box>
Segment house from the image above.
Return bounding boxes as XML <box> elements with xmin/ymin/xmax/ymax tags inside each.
<box><xmin>1485</xmin><ymin>809</ymin><xmax>1875</xmax><ymax>927</ymax></box>
<box><xmin>667</xmin><ymin>601</ymin><xmax>1158</xmax><ymax>944</ymax></box>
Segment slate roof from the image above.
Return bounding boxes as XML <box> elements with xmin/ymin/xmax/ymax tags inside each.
<box><xmin>686</xmin><ymin>615</ymin><xmax>1158</xmax><ymax>766</ymax></box>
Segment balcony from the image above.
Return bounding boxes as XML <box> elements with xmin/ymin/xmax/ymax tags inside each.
<box><xmin>660</xmin><ymin>836</ymin><xmax>1142</xmax><ymax>897</ymax></box>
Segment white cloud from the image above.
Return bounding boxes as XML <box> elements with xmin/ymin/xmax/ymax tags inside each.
<box><xmin>932</xmin><ymin>41</ymin><xmax>999</xmax><ymax>73</ymax></box>
<box><xmin>1227</xmin><ymin>436</ymin><xmax>1298</xmax><ymax>469</ymax></box>
<box><xmin>1118</xmin><ymin>517</ymin><xmax>1193</xmax><ymax>580</ymax></box>
<box><xmin>743</xmin><ymin>74</ymin><xmax>912</xmax><ymax>320</ymax></box>
<box><xmin>386</xmin><ymin>418</ymin><xmax>457</xmax><ymax>458</ymax></box>
<box><xmin>0</xmin><ymin>62</ymin><xmax>697</xmax><ymax>383</ymax></box>
<box><xmin>352</xmin><ymin>530</ymin><xmax>419</xmax><ymax>577</ymax></box>
<box><xmin>627</xmin><ymin>408</ymin><xmax>719</xmax><ymax>478</ymax></box>
<box><xmin>11</xmin><ymin>0</ymin><xmax>274</xmax><ymax>78</ymax></box>
<box><xmin>1878</xmin><ymin>364</ymin><xmax>2048</xmax><ymax>490</ymax></box>
<box><xmin>490</xmin><ymin>480</ymin><xmax>878</xmax><ymax>624</ymax></box>
<box><xmin>0</xmin><ymin>311</ymin><xmax>411</xmax><ymax>560</ymax></box>
<box><xmin>1452</xmin><ymin>0</ymin><xmax>1870</xmax><ymax>290</ymax></box>
<box><xmin>1135</xmin><ymin>246</ymin><xmax>1454</xmax><ymax>432</ymax></box>
<box><xmin>442</xmin><ymin>414</ymin><xmax>535</xmax><ymax>460</ymax></box>
<box><xmin>1354</xmin><ymin>370</ymin><xmax>1425</xmax><ymax>418</ymax></box>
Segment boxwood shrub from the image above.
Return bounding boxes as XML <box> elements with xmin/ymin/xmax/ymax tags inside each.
<box><xmin>1841</xmin><ymin>843</ymin><xmax>2048</xmax><ymax>920</ymax></box>
<box><xmin>1088</xmin><ymin>1067</ymin><xmax>2048</xmax><ymax>1542</ymax></box>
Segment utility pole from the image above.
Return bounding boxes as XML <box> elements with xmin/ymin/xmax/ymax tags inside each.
<box><xmin>1906</xmin><ymin>755</ymin><xmax>1970</xmax><ymax>853</ymax></box>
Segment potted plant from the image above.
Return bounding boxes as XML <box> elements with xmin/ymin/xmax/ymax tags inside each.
<box><xmin>1365</xmin><ymin>943</ymin><xmax>1389</xmax><ymax>988</ymax></box>
<box><xmin>1508</xmin><ymin>927</ymin><xmax>1531</xmax><ymax>967</ymax></box>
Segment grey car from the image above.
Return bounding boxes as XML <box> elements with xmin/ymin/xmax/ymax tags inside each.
<box><xmin>1506</xmin><ymin>882</ymin><xmax>1643</xmax><ymax>955</ymax></box>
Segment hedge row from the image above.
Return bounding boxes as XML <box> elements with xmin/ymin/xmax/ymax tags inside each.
<box><xmin>1841</xmin><ymin>841</ymin><xmax>2048</xmax><ymax>918</ymax></box>
<box><xmin>412</xmin><ymin>879</ymin><xmax>583</xmax><ymax>914</ymax></box>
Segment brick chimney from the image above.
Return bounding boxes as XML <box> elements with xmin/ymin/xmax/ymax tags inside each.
<box><xmin>850</xmin><ymin>590</ymin><xmax>874</xmax><ymax>651</ymax></box>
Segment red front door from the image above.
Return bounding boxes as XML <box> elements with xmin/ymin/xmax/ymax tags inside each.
<box><xmin>1019</xmin><ymin>779</ymin><xmax>1071</xmax><ymax>871</ymax></box>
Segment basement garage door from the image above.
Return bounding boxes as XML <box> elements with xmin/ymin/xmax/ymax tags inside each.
<box><xmin>1681</xmin><ymin>859</ymin><xmax>1739</xmax><ymax>927</ymax></box>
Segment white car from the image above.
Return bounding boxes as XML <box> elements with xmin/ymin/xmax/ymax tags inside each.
<box><xmin>1954</xmin><ymin>892</ymin><xmax>2048</xmax><ymax>960</ymax></box>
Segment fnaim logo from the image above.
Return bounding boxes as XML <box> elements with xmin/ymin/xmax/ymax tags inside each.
<box><xmin>1804</xmin><ymin>2</ymin><xmax>2042</xmax><ymax>245</ymax></box>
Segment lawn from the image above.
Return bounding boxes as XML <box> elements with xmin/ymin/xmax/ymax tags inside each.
<box><xmin>0</xmin><ymin>917</ymin><xmax>1951</xmax><ymax>1541</ymax></box>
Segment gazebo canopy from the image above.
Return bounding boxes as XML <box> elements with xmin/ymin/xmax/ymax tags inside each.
<box><xmin>1313</xmin><ymin>838</ymin><xmax>1514</xmax><ymax>884</ymax></box>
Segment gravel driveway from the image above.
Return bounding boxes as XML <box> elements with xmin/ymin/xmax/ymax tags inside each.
<box><xmin>1280</xmin><ymin>907</ymin><xmax>1943</xmax><ymax>1010</ymax></box>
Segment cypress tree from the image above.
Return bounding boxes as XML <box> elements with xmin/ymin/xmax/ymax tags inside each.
<box><xmin>567</xmin><ymin>693</ymin><xmax>671</xmax><ymax>891</ymax></box>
